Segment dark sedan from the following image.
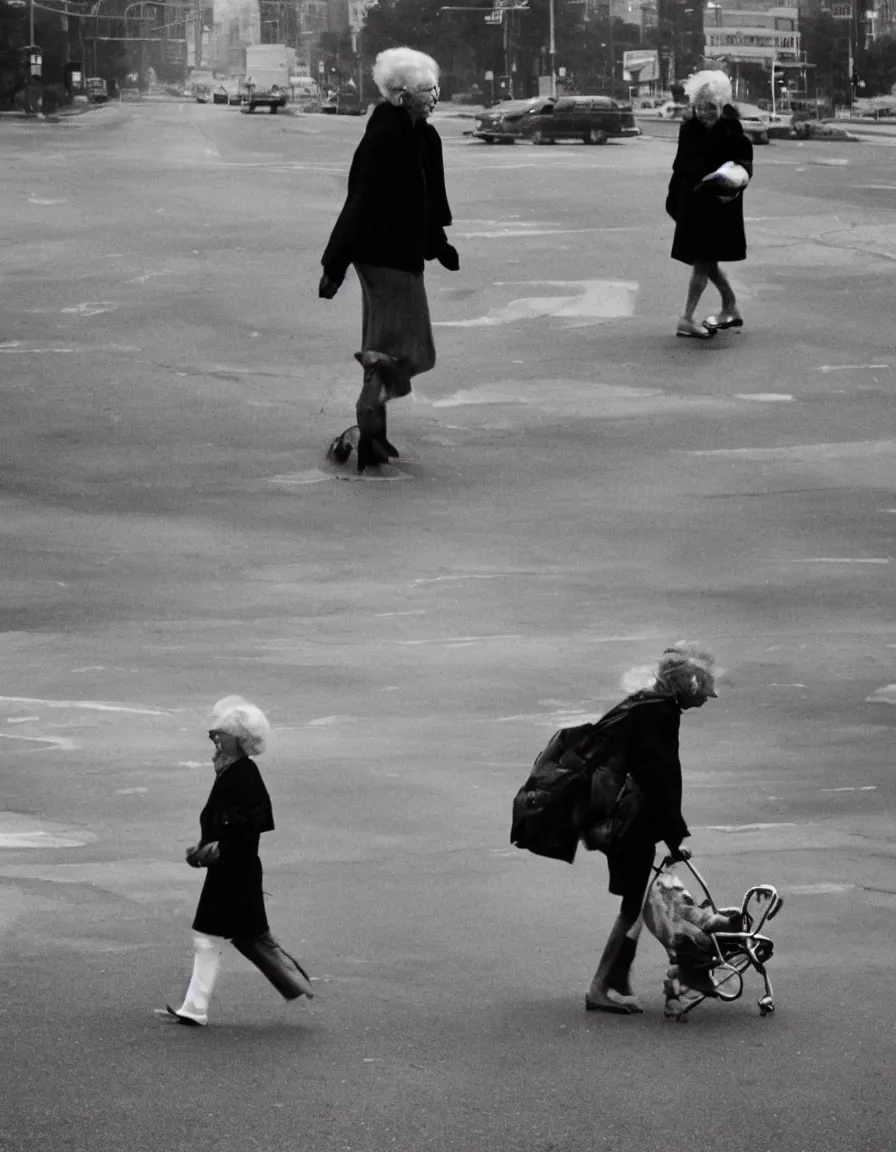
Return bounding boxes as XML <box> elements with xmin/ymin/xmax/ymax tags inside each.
<box><xmin>472</xmin><ymin>95</ymin><xmax>639</xmax><ymax>145</ymax></box>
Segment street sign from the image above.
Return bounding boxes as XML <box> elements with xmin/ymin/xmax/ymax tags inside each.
<box><xmin>831</xmin><ymin>3</ymin><xmax>851</xmax><ymax>17</ymax></box>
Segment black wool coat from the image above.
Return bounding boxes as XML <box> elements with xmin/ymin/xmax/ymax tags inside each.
<box><xmin>192</xmin><ymin>756</ymin><xmax>275</xmax><ymax>940</ymax></box>
<box><xmin>666</xmin><ymin>110</ymin><xmax>753</xmax><ymax>265</ymax></box>
<box><xmin>615</xmin><ymin>691</ymin><xmax>689</xmax><ymax>850</ymax></box>
<box><xmin>321</xmin><ymin>102</ymin><xmax>452</xmax><ymax>285</ymax></box>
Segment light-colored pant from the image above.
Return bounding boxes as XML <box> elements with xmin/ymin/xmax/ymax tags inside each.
<box><xmin>178</xmin><ymin>933</ymin><xmax>223</xmax><ymax>1019</ymax></box>
<box><xmin>177</xmin><ymin>931</ymin><xmax>313</xmax><ymax>1021</ymax></box>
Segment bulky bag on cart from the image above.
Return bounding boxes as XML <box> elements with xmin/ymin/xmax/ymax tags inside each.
<box><xmin>510</xmin><ymin>695</ymin><xmax>655</xmax><ymax>864</ymax></box>
<box><xmin>643</xmin><ymin>871</ymin><xmax>742</xmax><ymax>982</ymax></box>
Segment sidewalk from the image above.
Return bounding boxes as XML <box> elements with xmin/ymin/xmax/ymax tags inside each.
<box><xmin>0</xmin><ymin>101</ymin><xmax>102</xmax><ymax>123</ymax></box>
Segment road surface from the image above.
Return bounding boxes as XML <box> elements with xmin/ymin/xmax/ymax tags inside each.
<box><xmin>1</xmin><ymin>101</ymin><xmax>894</xmax><ymax>1152</ymax></box>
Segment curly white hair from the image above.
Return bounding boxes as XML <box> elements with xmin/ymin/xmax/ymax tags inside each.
<box><xmin>656</xmin><ymin>642</ymin><xmax>717</xmax><ymax>697</ymax></box>
<box><xmin>210</xmin><ymin>695</ymin><xmax>272</xmax><ymax>756</ymax></box>
<box><xmin>683</xmin><ymin>69</ymin><xmax>732</xmax><ymax>108</ymax></box>
<box><xmin>372</xmin><ymin>47</ymin><xmax>439</xmax><ymax>103</ymax></box>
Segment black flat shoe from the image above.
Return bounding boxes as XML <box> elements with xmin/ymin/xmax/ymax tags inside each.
<box><xmin>703</xmin><ymin>314</ymin><xmax>744</xmax><ymax>331</ymax></box>
<box><xmin>164</xmin><ymin>1004</ymin><xmax>206</xmax><ymax>1026</ymax></box>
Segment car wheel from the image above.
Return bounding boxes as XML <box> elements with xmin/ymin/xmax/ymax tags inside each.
<box><xmin>531</xmin><ymin>128</ymin><xmax>548</xmax><ymax>145</ymax></box>
<box><xmin>586</xmin><ymin>128</ymin><xmax>608</xmax><ymax>145</ymax></box>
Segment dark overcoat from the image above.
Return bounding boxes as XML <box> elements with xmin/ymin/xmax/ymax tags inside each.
<box><xmin>600</xmin><ymin>690</ymin><xmax>690</xmax><ymax>897</ymax></box>
<box><xmin>666</xmin><ymin>109</ymin><xmax>754</xmax><ymax>265</ymax></box>
<box><xmin>321</xmin><ymin>101</ymin><xmax>453</xmax><ymax>285</ymax></box>
<box><xmin>192</xmin><ymin>756</ymin><xmax>274</xmax><ymax>939</ymax></box>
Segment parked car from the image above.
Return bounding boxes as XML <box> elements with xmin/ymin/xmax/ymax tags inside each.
<box><xmin>241</xmin><ymin>81</ymin><xmax>287</xmax><ymax>113</ymax></box>
<box><xmin>736</xmin><ymin>102</ymin><xmax>770</xmax><ymax>145</ymax></box>
<box><xmin>471</xmin><ymin>97</ymin><xmax>555</xmax><ymax>143</ymax></box>
<box><xmin>520</xmin><ymin>96</ymin><xmax>640</xmax><ymax>145</ymax></box>
<box><xmin>657</xmin><ymin>100</ymin><xmax>688</xmax><ymax>119</ymax></box>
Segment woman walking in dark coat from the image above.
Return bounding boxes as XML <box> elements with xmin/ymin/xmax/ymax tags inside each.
<box><xmin>584</xmin><ymin>645</ymin><xmax>717</xmax><ymax>1013</ymax></box>
<box><xmin>161</xmin><ymin>696</ymin><xmax>313</xmax><ymax>1026</ymax></box>
<box><xmin>666</xmin><ymin>71</ymin><xmax>753</xmax><ymax>340</ymax></box>
<box><xmin>320</xmin><ymin>47</ymin><xmax>459</xmax><ymax>473</ymax></box>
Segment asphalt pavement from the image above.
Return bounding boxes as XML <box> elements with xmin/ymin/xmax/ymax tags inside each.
<box><xmin>1</xmin><ymin>101</ymin><xmax>894</xmax><ymax>1152</ymax></box>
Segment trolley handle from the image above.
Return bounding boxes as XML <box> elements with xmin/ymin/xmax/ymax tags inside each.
<box><xmin>656</xmin><ymin>853</ymin><xmax>719</xmax><ymax>912</ymax></box>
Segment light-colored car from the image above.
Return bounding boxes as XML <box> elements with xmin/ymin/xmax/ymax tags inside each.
<box><xmin>657</xmin><ymin>100</ymin><xmax>688</xmax><ymax>120</ymax></box>
<box><xmin>736</xmin><ymin>103</ymin><xmax>770</xmax><ymax>145</ymax></box>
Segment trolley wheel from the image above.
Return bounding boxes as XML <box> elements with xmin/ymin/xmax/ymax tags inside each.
<box><xmin>758</xmin><ymin>996</ymin><xmax>775</xmax><ymax>1016</ymax></box>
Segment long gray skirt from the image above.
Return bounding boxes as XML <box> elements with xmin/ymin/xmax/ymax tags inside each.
<box><xmin>355</xmin><ymin>263</ymin><xmax>436</xmax><ymax>400</ymax></box>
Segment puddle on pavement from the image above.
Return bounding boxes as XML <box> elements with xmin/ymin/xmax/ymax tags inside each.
<box><xmin>0</xmin><ymin>813</ymin><xmax>95</xmax><ymax>850</ymax></box>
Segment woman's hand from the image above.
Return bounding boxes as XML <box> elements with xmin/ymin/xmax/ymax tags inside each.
<box><xmin>186</xmin><ymin>842</ymin><xmax>220</xmax><ymax>868</ymax></box>
<box><xmin>437</xmin><ymin>243</ymin><xmax>460</xmax><ymax>272</ymax></box>
<box><xmin>318</xmin><ymin>273</ymin><xmax>341</xmax><ymax>299</ymax></box>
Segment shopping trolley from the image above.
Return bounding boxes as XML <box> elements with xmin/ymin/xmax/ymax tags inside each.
<box><xmin>642</xmin><ymin>855</ymin><xmax>783</xmax><ymax>1021</ymax></box>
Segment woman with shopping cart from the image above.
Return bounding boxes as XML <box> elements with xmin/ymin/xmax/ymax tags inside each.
<box><xmin>583</xmin><ymin>644</ymin><xmax>717</xmax><ymax>1014</ymax></box>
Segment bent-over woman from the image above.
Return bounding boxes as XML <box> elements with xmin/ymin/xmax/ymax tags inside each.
<box><xmin>584</xmin><ymin>645</ymin><xmax>717</xmax><ymax>1013</ymax></box>
<box><xmin>666</xmin><ymin>71</ymin><xmax>753</xmax><ymax>339</ymax></box>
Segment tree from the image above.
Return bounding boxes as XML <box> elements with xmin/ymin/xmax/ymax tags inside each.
<box><xmin>858</xmin><ymin>33</ymin><xmax>896</xmax><ymax>97</ymax></box>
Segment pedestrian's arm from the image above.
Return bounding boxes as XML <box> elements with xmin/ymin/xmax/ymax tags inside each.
<box><xmin>320</xmin><ymin>135</ymin><xmax>402</xmax><ymax>287</ymax></box>
<box><xmin>733</xmin><ymin>133</ymin><xmax>754</xmax><ymax>179</ymax></box>
<box><xmin>628</xmin><ymin>706</ymin><xmax>690</xmax><ymax>851</ymax></box>
<box><xmin>215</xmin><ymin>770</ymin><xmax>273</xmax><ymax>860</ymax></box>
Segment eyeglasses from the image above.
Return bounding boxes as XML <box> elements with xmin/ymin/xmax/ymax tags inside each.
<box><xmin>396</xmin><ymin>83</ymin><xmax>440</xmax><ymax>102</ymax></box>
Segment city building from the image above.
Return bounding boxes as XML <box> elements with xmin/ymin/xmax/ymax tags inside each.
<box><xmin>702</xmin><ymin>4</ymin><xmax>806</xmax><ymax>102</ymax></box>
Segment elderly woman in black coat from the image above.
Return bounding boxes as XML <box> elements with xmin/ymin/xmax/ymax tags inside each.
<box><xmin>584</xmin><ymin>645</ymin><xmax>717</xmax><ymax>1013</ymax></box>
<box><xmin>666</xmin><ymin>71</ymin><xmax>753</xmax><ymax>339</ymax></box>
<box><xmin>320</xmin><ymin>47</ymin><xmax>459</xmax><ymax>472</ymax></box>
<box><xmin>161</xmin><ymin>697</ymin><xmax>313</xmax><ymax>1027</ymax></box>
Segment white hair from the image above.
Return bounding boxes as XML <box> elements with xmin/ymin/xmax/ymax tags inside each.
<box><xmin>622</xmin><ymin>643</ymin><xmax>717</xmax><ymax>696</ymax></box>
<box><xmin>210</xmin><ymin>695</ymin><xmax>271</xmax><ymax>756</ymax></box>
<box><xmin>656</xmin><ymin>643</ymin><xmax>717</xmax><ymax>695</ymax></box>
<box><xmin>683</xmin><ymin>70</ymin><xmax>732</xmax><ymax>108</ymax></box>
<box><xmin>373</xmin><ymin>47</ymin><xmax>439</xmax><ymax>103</ymax></box>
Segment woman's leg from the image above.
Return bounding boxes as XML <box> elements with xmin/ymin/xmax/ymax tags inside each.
<box><xmin>170</xmin><ymin>933</ymin><xmax>222</xmax><ymax>1025</ymax></box>
<box><xmin>586</xmin><ymin>893</ymin><xmax>645</xmax><ymax>1013</ymax></box>
<box><xmin>705</xmin><ymin>264</ymin><xmax>742</xmax><ymax>326</ymax></box>
<box><xmin>682</xmin><ymin>261</ymin><xmax>712</xmax><ymax>324</ymax></box>
<box><xmin>231</xmin><ymin>930</ymin><xmax>314</xmax><ymax>1002</ymax></box>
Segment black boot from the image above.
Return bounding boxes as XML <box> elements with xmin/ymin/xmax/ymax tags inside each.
<box><xmin>355</xmin><ymin>354</ymin><xmax>400</xmax><ymax>473</ymax></box>
<box><xmin>327</xmin><ymin>425</ymin><xmax>359</xmax><ymax>465</ymax></box>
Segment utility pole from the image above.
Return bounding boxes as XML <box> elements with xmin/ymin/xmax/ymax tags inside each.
<box><xmin>608</xmin><ymin>0</ymin><xmax>614</xmax><ymax>97</ymax></box>
<box><xmin>549</xmin><ymin>0</ymin><xmax>556</xmax><ymax>97</ymax></box>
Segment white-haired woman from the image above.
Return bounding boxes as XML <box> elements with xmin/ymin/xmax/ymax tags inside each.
<box><xmin>320</xmin><ymin>47</ymin><xmax>459</xmax><ymax>472</ymax></box>
<box><xmin>666</xmin><ymin>71</ymin><xmax>753</xmax><ymax>339</ymax></box>
<box><xmin>583</xmin><ymin>645</ymin><xmax>717</xmax><ymax>1013</ymax></box>
<box><xmin>161</xmin><ymin>697</ymin><xmax>313</xmax><ymax>1026</ymax></box>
